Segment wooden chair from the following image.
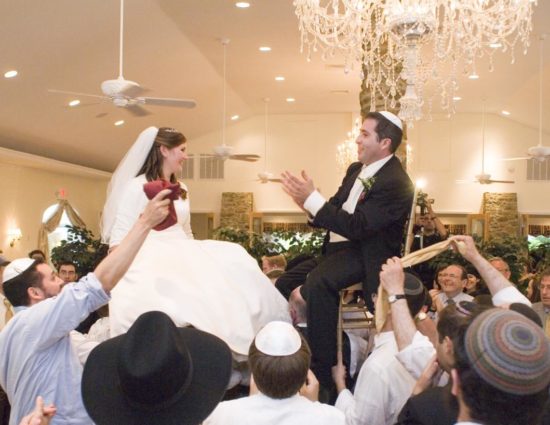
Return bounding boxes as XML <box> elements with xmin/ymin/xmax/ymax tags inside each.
<box><xmin>336</xmin><ymin>283</ymin><xmax>375</xmax><ymax>364</ymax></box>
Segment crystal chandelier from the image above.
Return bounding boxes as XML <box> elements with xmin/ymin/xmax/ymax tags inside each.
<box><xmin>294</xmin><ymin>0</ymin><xmax>536</xmax><ymax>124</ymax></box>
<box><xmin>336</xmin><ymin>118</ymin><xmax>361</xmax><ymax>172</ymax></box>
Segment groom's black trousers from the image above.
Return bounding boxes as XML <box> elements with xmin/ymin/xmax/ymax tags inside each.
<box><xmin>289</xmin><ymin>241</ymin><xmax>365</xmax><ymax>390</ymax></box>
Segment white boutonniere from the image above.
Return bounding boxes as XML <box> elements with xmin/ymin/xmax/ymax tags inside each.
<box><xmin>358</xmin><ymin>176</ymin><xmax>376</xmax><ymax>202</ymax></box>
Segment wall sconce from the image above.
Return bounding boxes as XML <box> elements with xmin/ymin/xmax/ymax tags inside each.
<box><xmin>7</xmin><ymin>228</ymin><xmax>22</xmax><ymax>247</ymax></box>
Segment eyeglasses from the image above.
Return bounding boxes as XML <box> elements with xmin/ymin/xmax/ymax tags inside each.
<box><xmin>439</xmin><ymin>273</ymin><xmax>462</xmax><ymax>279</ymax></box>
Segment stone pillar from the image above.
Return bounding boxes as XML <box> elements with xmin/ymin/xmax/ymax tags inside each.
<box><xmin>482</xmin><ymin>193</ymin><xmax>520</xmax><ymax>238</ymax></box>
<box><xmin>220</xmin><ymin>192</ymin><xmax>254</xmax><ymax>230</ymax></box>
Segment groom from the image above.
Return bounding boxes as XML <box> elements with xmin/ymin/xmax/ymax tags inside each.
<box><xmin>281</xmin><ymin>111</ymin><xmax>413</xmax><ymax>391</ymax></box>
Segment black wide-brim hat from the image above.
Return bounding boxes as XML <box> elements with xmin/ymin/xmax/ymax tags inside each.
<box><xmin>82</xmin><ymin>311</ymin><xmax>232</xmax><ymax>425</ymax></box>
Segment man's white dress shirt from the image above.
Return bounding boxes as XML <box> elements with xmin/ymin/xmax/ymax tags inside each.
<box><xmin>204</xmin><ymin>392</ymin><xmax>345</xmax><ymax>425</ymax></box>
<box><xmin>335</xmin><ymin>330</ymin><xmax>417</xmax><ymax>425</ymax></box>
<box><xmin>304</xmin><ymin>155</ymin><xmax>393</xmax><ymax>242</ymax></box>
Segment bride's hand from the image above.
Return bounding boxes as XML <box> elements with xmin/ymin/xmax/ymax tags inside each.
<box><xmin>140</xmin><ymin>189</ymin><xmax>171</xmax><ymax>228</ymax></box>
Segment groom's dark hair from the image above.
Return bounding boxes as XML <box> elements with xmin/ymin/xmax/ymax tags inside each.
<box><xmin>138</xmin><ymin>127</ymin><xmax>186</xmax><ymax>183</ymax></box>
<box><xmin>366</xmin><ymin>111</ymin><xmax>403</xmax><ymax>153</ymax></box>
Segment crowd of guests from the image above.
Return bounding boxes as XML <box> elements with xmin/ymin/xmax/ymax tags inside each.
<box><xmin>0</xmin><ymin>111</ymin><xmax>549</xmax><ymax>424</ymax></box>
<box><xmin>2</xmin><ymin>221</ymin><xmax>550</xmax><ymax>424</ymax></box>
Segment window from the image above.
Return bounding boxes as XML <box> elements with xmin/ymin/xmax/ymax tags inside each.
<box><xmin>42</xmin><ymin>204</ymin><xmax>75</xmax><ymax>254</ymax></box>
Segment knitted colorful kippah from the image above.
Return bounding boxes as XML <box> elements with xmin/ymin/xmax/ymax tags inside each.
<box><xmin>465</xmin><ymin>309</ymin><xmax>550</xmax><ymax>395</ymax></box>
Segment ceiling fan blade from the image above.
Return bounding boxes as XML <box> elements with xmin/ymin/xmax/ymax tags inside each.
<box><xmin>488</xmin><ymin>179</ymin><xmax>515</xmax><ymax>184</ymax></box>
<box><xmin>95</xmin><ymin>112</ymin><xmax>109</xmax><ymax>119</ymax></box>
<box><xmin>48</xmin><ymin>89</ymin><xmax>106</xmax><ymax>99</ymax></box>
<box><xmin>62</xmin><ymin>101</ymin><xmax>103</xmax><ymax>109</ymax></box>
<box><xmin>125</xmin><ymin>104</ymin><xmax>153</xmax><ymax>117</ymax></box>
<box><xmin>268</xmin><ymin>178</ymin><xmax>283</xmax><ymax>183</ymax></box>
<box><xmin>139</xmin><ymin>97</ymin><xmax>197</xmax><ymax>108</ymax></box>
<box><xmin>455</xmin><ymin>179</ymin><xmax>475</xmax><ymax>184</ymax></box>
<box><xmin>499</xmin><ymin>156</ymin><xmax>531</xmax><ymax>161</ymax></box>
<box><xmin>119</xmin><ymin>84</ymin><xmax>149</xmax><ymax>98</ymax></box>
<box><xmin>229</xmin><ymin>154</ymin><xmax>261</xmax><ymax>162</ymax></box>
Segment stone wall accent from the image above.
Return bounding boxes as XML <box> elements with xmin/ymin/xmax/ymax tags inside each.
<box><xmin>482</xmin><ymin>192</ymin><xmax>519</xmax><ymax>238</ymax></box>
<box><xmin>220</xmin><ymin>192</ymin><xmax>253</xmax><ymax>230</ymax></box>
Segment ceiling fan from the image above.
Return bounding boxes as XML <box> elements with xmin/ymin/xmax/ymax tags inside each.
<box><xmin>48</xmin><ymin>0</ymin><xmax>196</xmax><ymax>117</ymax></box>
<box><xmin>501</xmin><ymin>35</ymin><xmax>550</xmax><ymax>163</ymax></box>
<box><xmin>257</xmin><ymin>98</ymin><xmax>282</xmax><ymax>183</ymax></box>
<box><xmin>457</xmin><ymin>101</ymin><xmax>514</xmax><ymax>185</ymax></box>
<box><xmin>204</xmin><ymin>38</ymin><xmax>260</xmax><ymax>162</ymax></box>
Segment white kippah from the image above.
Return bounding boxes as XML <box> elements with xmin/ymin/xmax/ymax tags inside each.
<box><xmin>379</xmin><ymin>111</ymin><xmax>403</xmax><ymax>131</ymax></box>
<box><xmin>255</xmin><ymin>321</ymin><xmax>302</xmax><ymax>356</ymax></box>
<box><xmin>2</xmin><ymin>258</ymin><xmax>35</xmax><ymax>283</ymax></box>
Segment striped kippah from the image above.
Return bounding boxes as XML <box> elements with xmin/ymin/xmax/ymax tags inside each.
<box><xmin>465</xmin><ymin>309</ymin><xmax>550</xmax><ymax>395</ymax></box>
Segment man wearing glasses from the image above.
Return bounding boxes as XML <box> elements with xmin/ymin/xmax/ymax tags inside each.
<box><xmin>429</xmin><ymin>264</ymin><xmax>473</xmax><ymax>314</ymax></box>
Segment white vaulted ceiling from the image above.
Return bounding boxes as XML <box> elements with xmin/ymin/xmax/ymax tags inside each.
<box><xmin>0</xmin><ymin>0</ymin><xmax>549</xmax><ymax>171</ymax></box>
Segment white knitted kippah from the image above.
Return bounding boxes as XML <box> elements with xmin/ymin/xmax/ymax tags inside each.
<box><xmin>2</xmin><ymin>258</ymin><xmax>35</xmax><ymax>283</ymax></box>
<box><xmin>379</xmin><ymin>111</ymin><xmax>403</xmax><ymax>130</ymax></box>
<box><xmin>255</xmin><ymin>321</ymin><xmax>302</xmax><ymax>356</ymax></box>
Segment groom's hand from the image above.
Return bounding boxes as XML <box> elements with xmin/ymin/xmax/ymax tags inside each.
<box><xmin>281</xmin><ymin>170</ymin><xmax>315</xmax><ymax>208</ymax></box>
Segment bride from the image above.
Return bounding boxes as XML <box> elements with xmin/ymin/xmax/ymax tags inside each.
<box><xmin>102</xmin><ymin>126</ymin><xmax>290</xmax><ymax>356</ymax></box>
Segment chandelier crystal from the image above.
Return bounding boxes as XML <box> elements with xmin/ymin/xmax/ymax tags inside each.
<box><xmin>336</xmin><ymin>118</ymin><xmax>361</xmax><ymax>172</ymax></box>
<box><xmin>294</xmin><ymin>0</ymin><xmax>536</xmax><ymax>124</ymax></box>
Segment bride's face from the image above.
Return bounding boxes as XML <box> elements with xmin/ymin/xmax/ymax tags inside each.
<box><xmin>161</xmin><ymin>143</ymin><xmax>189</xmax><ymax>176</ymax></box>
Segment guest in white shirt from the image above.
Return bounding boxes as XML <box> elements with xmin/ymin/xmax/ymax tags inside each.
<box><xmin>332</xmin><ymin>263</ymin><xmax>431</xmax><ymax>425</ymax></box>
<box><xmin>452</xmin><ymin>308</ymin><xmax>550</xmax><ymax>425</ymax></box>
<box><xmin>449</xmin><ymin>235</ymin><xmax>530</xmax><ymax>307</ymax></box>
<box><xmin>205</xmin><ymin>321</ymin><xmax>345</xmax><ymax>425</ymax></box>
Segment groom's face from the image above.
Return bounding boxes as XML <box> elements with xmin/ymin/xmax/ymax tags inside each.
<box><xmin>356</xmin><ymin>118</ymin><xmax>388</xmax><ymax>166</ymax></box>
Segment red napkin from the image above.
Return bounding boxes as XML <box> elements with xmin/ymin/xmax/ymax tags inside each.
<box><xmin>143</xmin><ymin>180</ymin><xmax>181</xmax><ymax>231</ymax></box>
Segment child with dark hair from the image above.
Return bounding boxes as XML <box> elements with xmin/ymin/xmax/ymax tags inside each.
<box><xmin>205</xmin><ymin>321</ymin><xmax>344</xmax><ymax>425</ymax></box>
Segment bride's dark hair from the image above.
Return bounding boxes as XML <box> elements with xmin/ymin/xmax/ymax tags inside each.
<box><xmin>138</xmin><ymin>127</ymin><xmax>186</xmax><ymax>183</ymax></box>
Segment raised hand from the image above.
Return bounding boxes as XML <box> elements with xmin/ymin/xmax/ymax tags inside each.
<box><xmin>140</xmin><ymin>188</ymin><xmax>171</xmax><ymax>228</ymax></box>
<box><xmin>300</xmin><ymin>369</ymin><xmax>320</xmax><ymax>401</ymax></box>
<box><xmin>281</xmin><ymin>170</ymin><xmax>315</xmax><ymax>208</ymax></box>
<box><xmin>331</xmin><ymin>363</ymin><xmax>347</xmax><ymax>393</ymax></box>
<box><xmin>380</xmin><ymin>257</ymin><xmax>405</xmax><ymax>295</ymax></box>
<box><xmin>449</xmin><ymin>235</ymin><xmax>476</xmax><ymax>261</ymax></box>
<box><xmin>412</xmin><ymin>354</ymin><xmax>441</xmax><ymax>395</ymax></box>
<box><xmin>19</xmin><ymin>396</ymin><xmax>56</xmax><ymax>425</ymax></box>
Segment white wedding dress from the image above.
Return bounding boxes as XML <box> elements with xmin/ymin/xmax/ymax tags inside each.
<box><xmin>108</xmin><ymin>175</ymin><xmax>290</xmax><ymax>355</ymax></box>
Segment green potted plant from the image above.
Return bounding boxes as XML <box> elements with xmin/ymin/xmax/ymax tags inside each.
<box><xmin>50</xmin><ymin>226</ymin><xmax>109</xmax><ymax>276</ymax></box>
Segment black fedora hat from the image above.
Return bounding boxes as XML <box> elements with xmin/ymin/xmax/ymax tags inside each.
<box><xmin>82</xmin><ymin>311</ymin><xmax>232</xmax><ymax>425</ymax></box>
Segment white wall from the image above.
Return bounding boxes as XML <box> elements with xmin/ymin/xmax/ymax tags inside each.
<box><xmin>407</xmin><ymin>113</ymin><xmax>550</xmax><ymax>215</ymax></box>
<box><xmin>2</xmin><ymin>111</ymin><xmax>548</xmax><ymax>258</ymax></box>
<box><xmin>0</xmin><ymin>159</ymin><xmax>108</xmax><ymax>258</ymax></box>
<box><xmin>184</xmin><ymin>112</ymin><xmax>353</xmax><ymax>215</ymax></box>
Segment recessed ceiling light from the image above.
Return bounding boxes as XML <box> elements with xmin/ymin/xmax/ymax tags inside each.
<box><xmin>489</xmin><ymin>42</ymin><xmax>502</xmax><ymax>48</ymax></box>
<box><xmin>114</xmin><ymin>120</ymin><xmax>125</xmax><ymax>126</ymax></box>
<box><xmin>275</xmin><ymin>76</ymin><xmax>285</xmax><ymax>81</ymax></box>
<box><xmin>231</xmin><ymin>115</ymin><xmax>240</xmax><ymax>121</ymax></box>
<box><xmin>68</xmin><ymin>99</ymin><xmax>80</xmax><ymax>107</ymax></box>
<box><xmin>453</xmin><ymin>96</ymin><xmax>462</xmax><ymax>101</ymax></box>
<box><xmin>468</xmin><ymin>73</ymin><xmax>479</xmax><ymax>80</ymax></box>
<box><xmin>235</xmin><ymin>2</ymin><xmax>250</xmax><ymax>8</ymax></box>
<box><xmin>4</xmin><ymin>70</ymin><xmax>18</xmax><ymax>78</ymax></box>
<box><xmin>501</xmin><ymin>110</ymin><xmax>511</xmax><ymax>116</ymax></box>
<box><xmin>259</xmin><ymin>46</ymin><xmax>271</xmax><ymax>52</ymax></box>
<box><xmin>286</xmin><ymin>97</ymin><xmax>296</xmax><ymax>103</ymax></box>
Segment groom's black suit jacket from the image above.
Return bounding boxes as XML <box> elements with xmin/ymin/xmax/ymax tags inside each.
<box><xmin>312</xmin><ymin>155</ymin><xmax>414</xmax><ymax>296</ymax></box>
